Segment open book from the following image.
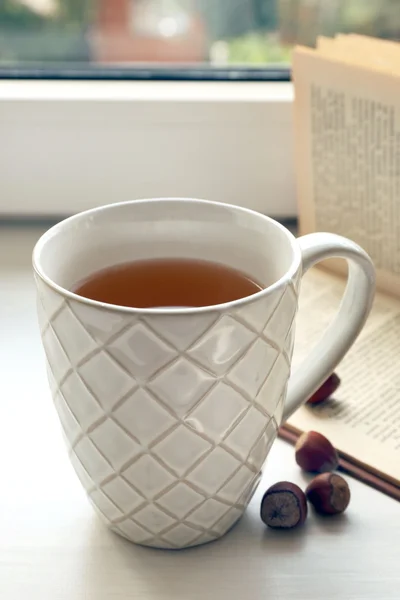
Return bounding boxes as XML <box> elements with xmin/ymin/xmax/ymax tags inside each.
<box><xmin>286</xmin><ymin>35</ymin><xmax>400</xmax><ymax>498</ymax></box>
<box><xmin>293</xmin><ymin>34</ymin><xmax>400</xmax><ymax>297</ymax></box>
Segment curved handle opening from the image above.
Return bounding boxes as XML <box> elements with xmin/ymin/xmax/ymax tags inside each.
<box><xmin>283</xmin><ymin>232</ymin><xmax>375</xmax><ymax>422</ymax></box>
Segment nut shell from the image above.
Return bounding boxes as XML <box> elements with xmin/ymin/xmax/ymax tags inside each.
<box><xmin>307</xmin><ymin>373</ymin><xmax>341</xmax><ymax>405</ymax></box>
<box><xmin>306</xmin><ymin>473</ymin><xmax>350</xmax><ymax>515</ymax></box>
<box><xmin>295</xmin><ymin>431</ymin><xmax>339</xmax><ymax>473</ymax></box>
<box><xmin>260</xmin><ymin>481</ymin><xmax>308</xmax><ymax>529</ymax></box>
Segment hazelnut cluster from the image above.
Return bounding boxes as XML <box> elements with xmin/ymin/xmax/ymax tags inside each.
<box><xmin>261</xmin><ymin>373</ymin><xmax>351</xmax><ymax>529</ymax></box>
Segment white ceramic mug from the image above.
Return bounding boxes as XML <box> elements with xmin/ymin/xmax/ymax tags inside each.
<box><xmin>33</xmin><ymin>199</ymin><xmax>375</xmax><ymax>549</ymax></box>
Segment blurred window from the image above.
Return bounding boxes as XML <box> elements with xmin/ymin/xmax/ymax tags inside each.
<box><xmin>0</xmin><ymin>1</ymin><xmax>398</xmax><ymax>78</ymax></box>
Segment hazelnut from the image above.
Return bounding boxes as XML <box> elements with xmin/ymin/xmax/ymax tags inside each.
<box><xmin>295</xmin><ymin>431</ymin><xmax>339</xmax><ymax>473</ymax></box>
<box><xmin>307</xmin><ymin>373</ymin><xmax>341</xmax><ymax>405</ymax></box>
<box><xmin>260</xmin><ymin>481</ymin><xmax>308</xmax><ymax>529</ymax></box>
<box><xmin>306</xmin><ymin>473</ymin><xmax>350</xmax><ymax>515</ymax></box>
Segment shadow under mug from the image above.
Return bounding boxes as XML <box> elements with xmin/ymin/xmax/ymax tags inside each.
<box><xmin>33</xmin><ymin>198</ymin><xmax>375</xmax><ymax>549</ymax></box>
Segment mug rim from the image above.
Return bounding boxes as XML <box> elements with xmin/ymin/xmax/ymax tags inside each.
<box><xmin>32</xmin><ymin>198</ymin><xmax>301</xmax><ymax>315</ymax></box>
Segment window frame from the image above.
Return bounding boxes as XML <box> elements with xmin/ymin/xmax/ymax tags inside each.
<box><xmin>0</xmin><ymin>65</ymin><xmax>291</xmax><ymax>82</ymax></box>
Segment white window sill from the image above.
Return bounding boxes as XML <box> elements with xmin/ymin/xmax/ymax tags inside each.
<box><xmin>0</xmin><ymin>80</ymin><xmax>296</xmax><ymax>218</ymax></box>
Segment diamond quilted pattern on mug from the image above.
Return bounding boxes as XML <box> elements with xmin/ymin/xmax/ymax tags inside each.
<box><xmin>227</xmin><ymin>338</ymin><xmax>278</xmax><ymax>398</ymax></box>
<box><xmin>36</xmin><ymin>279</ymin><xmax>65</xmax><ymax>321</ymax></box>
<box><xmin>73</xmin><ymin>437</ymin><xmax>114</xmax><ymax>484</ymax></box>
<box><xmin>263</xmin><ymin>285</ymin><xmax>297</xmax><ymax>347</ymax></box>
<box><xmin>114</xmin><ymin>519</ymin><xmax>152</xmax><ymax>544</ymax></box>
<box><xmin>148</xmin><ymin>358</ymin><xmax>215</xmax><ymax>417</ymax></box>
<box><xmin>113</xmin><ymin>388</ymin><xmax>176</xmax><ymax>446</ymax></box>
<box><xmin>90</xmin><ymin>488</ymin><xmax>123</xmax><ymax>522</ymax></box>
<box><xmin>213</xmin><ymin>507</ymin><xmax>242</xmax><ymax>535</ymax></box>
<box><xmin>156</xmin><ymin>483</ymin><xmax>204</xmax><ymax>519</ymax></box>
<box><xmin>36</xmin><ymin>294</ymin><xmax>47</xmax><ymax>333</ymax></box>
<box><xmin>45</xmin><ymin>359</ymin><xmax>57</xmax><ymax>396</ymax></box>
<box><xmin>51</xmin><ymin>305</ymin><xmax>98</xmax><ymax>364</ymax></box>
<box><xmin>265</xmin><ymin>416</ymin><xmax>277</xmax><ymax>442</ymax></box>
<box><xmin>142</xmin><ymin>312</ymin><xmax>219</xmax><ymax>351</ymax></box>
<box><xmin>140</xmin><ymin>539</ymin><xmax>174</xmax><ymax>549</ymax></box>
<box><xmin>152</xmin><ymin>426</ymin><xmax>211</xmax><ymax>476</ymax></box>
<box><xmin>60</xmin><ymin>371</ymin><xmax>104</xmax><ymax>432</ymax></box>
<box><xmin>284</xmin><ymin>323</ymin><xmax>296</xmax><ymax>359</ymax></box>
<box><xmin>161</xmin><ymin>524</ymin><xmax>200</xmax><ymax>547</ymax></box>
<box><xmin>187</xmin><ymin>447</ymin><xmax>239</xmax><ymax>495</ymax></box>
<box><xmin>186</xmin><ymin>499</ymin><xmax>228</xmax><ymax>529</ymax></box>
<box><xmin>108</xmin><ymin>322</ymin><xmax>176</xmax><ymax>380</ymax></box>
<box><xmin>102</xmin><ymin>477</ymin><xmax>145</xmax><ymax>513</ymax></box>
<box><xmin>69</xmin><ymin>450</ymin><xmax>94</xmax><ymax>491</ymax></box>
<box><xmin>123</xmin><ymin>455</ymin><xmax>175</xmax><ymax>498</ymax></box>
<box><xmin>42</xmin><ymin>325</ymin><xmax>71</xmax><ymax>385</ymax></box>
<box><xmin>256</xmin><ymin>352</ymin><xmax>289</xmax><ymax>416</ymax></box>
<box><xmin>248</xmin><ymin>419</ymin><xmax>277</xmax><ymax>469</ymax></box>
<box><xmin>191</xmin><ymin>532</ymin><xmax>218</xmax><ymax>545</ymax></box>
<box><xmin>217</xmin><ymin>465</ymin><xmax>255</xmax><ymax>504</ymax></box>
<box><xmin>292</xmin><ymin>268</ymin><xmax>302</xmax><ymax>294</ymax></box>
<box><xmin>188</xmin><ymin>382</ymin><xmax>248</xmax><ymax>442</ymax></box>
<box><xmin>187</xmin><ymin>315</ymin><xmax>256</xmax><ymax>375</ymax></box>
<box><xmin>234</xmin><ymin>288</ymin><xmax>283</xmax><ymax>333</ymax></box>
<box><xmin>247</xmin><ymin>435</ymin><xmax>269</xmax><ymax>471</ymax></box>
<box><xmin>69</xmin><ymin>300</ymin><xmax>131</xmax><ymax>344</ymax></box>
<box><xmin>53</xmin><ymin>390</ymin><xmax>82</xmax><ymax>444</ymax></box>
<box><xmin>274</xmin><ymin>394</ymin><xmax>285</xmax><ymax>426</ymax></box>
<box><xmin>78</xmin><ymin>351</ymin><xmax>135</xmax><ymax>411</ymax></box>
<box><xmin>239</xmin><ymin>471</ymin><xmax>262</xmax><ymax>506</ymax></box>
<box><xmin>133</xmin><ymin>504</ymin><xmax>175</xmax><ymax>535</ymax></box>
<box><xmin>89</xmin><ymin>418</ymin><xmax>142</xmax><ymax>470</ymax></box>
<box><xmin>223</xmin><ymin>407</ymin><xmax>267</xmax><ymax>461</ymax></box>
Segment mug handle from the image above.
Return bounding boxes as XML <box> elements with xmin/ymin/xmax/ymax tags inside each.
<box><xmin>283</xmin><ymin>232</ymin><xmax>375</xmax><ymax>422</ymax></box>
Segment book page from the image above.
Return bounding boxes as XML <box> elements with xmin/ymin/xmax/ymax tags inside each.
<box><xmin>317</xmin><ymin>35</ymin><xmax>400</xmax><ymax>75</ymax></box>
<box><xmin>289</xmin><ymin>267</ymin><xmax>400</xmax><ymax>483</ymax></box>
<box><xmin>340</xmin><ymin>34</ymin><xmax>400</xmax><ymax>64</ymax></box>
<box><xmin>293</xmin><ymin>46</ymin><xmax>400</xmax><ymax>297</ymax></box>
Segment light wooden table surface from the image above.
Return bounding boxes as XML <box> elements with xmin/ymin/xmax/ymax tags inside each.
<box><xmin>1</xmin><ymin>225</ymin><xmax>399</xmax><ymax>600</ymax></box>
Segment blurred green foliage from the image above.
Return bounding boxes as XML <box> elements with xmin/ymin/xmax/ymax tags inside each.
<box><xmin>195</xmin><ymin>0</ymin><xmax>277</xmax><ymax>39</ymax></box>
<box><xmin>0</xmin><ymin>0</ymin><xmax>44</xmax><ymax>27</ymax></box>
<box><xmin>0</xmin><ymin>0</ymin><xmax>91</xmax><ymax>61</ymax></box>
<box><xmin>339</xmin><ymin>0</ymin><xmax>400</xmax><ymax>39</ymax></box>
<box><xmin>225</xmin><ymin>33</ymin><xmax>292</xmax><ymax>65</ymax></box>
